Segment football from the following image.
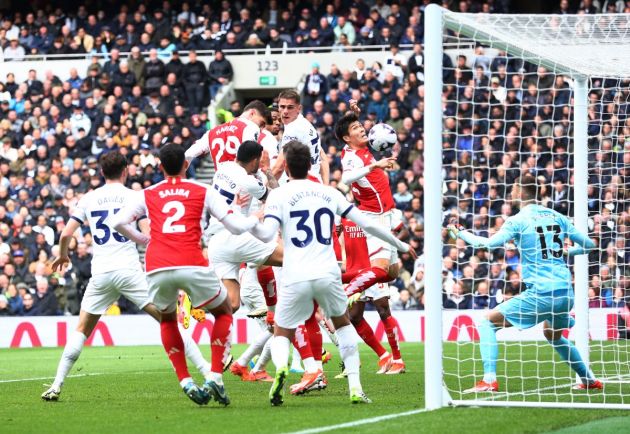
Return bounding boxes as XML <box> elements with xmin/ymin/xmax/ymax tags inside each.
<box><xmin>368</xmin><ymin>123</ymin><xmax>397</xmax><ymax>152</ymax></box>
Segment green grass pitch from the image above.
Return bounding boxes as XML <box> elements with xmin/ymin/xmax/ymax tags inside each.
<box><xmin>1</xmin><ymin>343</ymin><xmax>628</xmax><ymax>434</ymax></box>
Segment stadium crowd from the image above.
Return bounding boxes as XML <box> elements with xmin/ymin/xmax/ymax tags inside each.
<box><xmin>0</xmin><ymin>0</ymin><xmax>628</xmax><ymax>317</ymax></box>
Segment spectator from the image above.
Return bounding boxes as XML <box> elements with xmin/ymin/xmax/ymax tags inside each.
<box><xmin>182</xmin><ymin>50</ymin><xmax>207</xmax><ymax>114</ymax></box>
<box><xmin>3</xmin><ymin>36</ymin><xmax>26</xmax><ymax>61</ymax></box>
<box><xmin>302</xmin><ymin>62</ymin><xmax>328</xmax><ymax>109</ymax></box>
<box><xmin>392</xmin><ymin>288</ymin><xmax>419</xmax><ymax>310</ymax></box>
<box><xmin>127</xmin><ymin>47</ymin><xmax>146</xmax><ymax>88</ymax></box>
<box><xmin>143</xmin><ymin>49</ymin><xmax>165</xmax><ymax>94</ymax></box>
<box><xmin>334</xmin><ymin>16</ymin><xmax>356</xmax><ymax>45</ymax></box>
<box><xmin>208</xmin><ymin>50</ymin><xmax>234</xmax><ymax>100</ymax></box>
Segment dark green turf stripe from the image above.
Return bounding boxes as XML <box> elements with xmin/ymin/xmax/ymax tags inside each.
<box><xmin>546</xmin><ymin>416</ymin><xmax>630</xmax><ymax>434</ymax></box>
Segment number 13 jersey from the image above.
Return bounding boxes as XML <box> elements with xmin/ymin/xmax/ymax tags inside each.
<box><xmin>71</xmin><ymin>183</ymin><xmax>142</xmax><ymax>275</ymax></box>
<box><xmin>264</xmin><ymin>179</ymin><xmax>354</xmax><ymax>286</ymax></box>
<box><xmin>125</xmin><ymin>177</ymin><xmax>231</xmax><ymax>273</ymax></box>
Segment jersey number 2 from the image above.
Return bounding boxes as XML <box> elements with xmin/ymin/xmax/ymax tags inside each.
<box><xmin>536</xmin><ymin>224</ymin><xmax>562</xmax><ymax>259</ymax></box>
<box><xmin>162</xmin><ymin>201</ymin><xmax>186</xmax><ymax>233</ymax></box>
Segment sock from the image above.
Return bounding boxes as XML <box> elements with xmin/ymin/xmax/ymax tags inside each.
<box><xmin>289</xmin><ymin>347</ymin><xmax>303</xmax><ymax>371</ymax></box>
<box><xmin>336</xmin><ymin>325</ymin><xmax>362</xmax><ymax>394</ymax></box>
<box><xmin>237</xmin><ymin>329</ymin><xmax>272</xmax><ymax>367</ymax></box>
<box><xmin>341</xmin><ymin>269</ymin><xmax>359</xmax><ymax>284</ymax></box>
<box><xmin>305</xmin><ymin>311</ymin><xmax>323</xmax><ymax>369</ymax></box>
<box><xmin>271</xmin><ymin>335</ymin><xmax>291</xmax><ymax>371</ymax></box>
<box><xmin>319</xmin><ymin>319</ymin><xmax>339</xmax><ymax>346</ymax></box>
<box><xmin>383</xmin><ymin>316</ymin><xmax>402</xmax><ymax>360</ymax></box>
<box><xmin>354</xmin><ymin>319</ymin><xmax>387</xmax><ymax>357</ymax></box>
<box><xmin>293</xmin><ymin>324</ymin><xmax>313</xmax><ymax>359</ymax></box>
<box><xmin>252</xmin><ymin>339</ymin><xmax>272</xmax><ymax>373</ymax></box>
<box><xmin>52</xmin><ymin>330</ymin><xmax>87</xmax><ymax>388</ymax></box>
<box><xmin>548</xmin><ymin>337</ymin><xmax>595</xmax><ymax>384</ymax></box>
<box><xmin>180</xmin><ymin>326</ymin><xmax>211</xmax><ymax>377</ymax></box>
<box><xmin>257</xmin><ymin>267</ymin><xmax>277</xmax><ymax>308</ymax></box>
<box><xmin>478</xmin><ymin>319</ymin><xmax>498</xmax><ymax>383</ymax></box>
<box><xmin>345</xmin><ymin>267</ymin><xmax>390</xmax><ymax>297</ymax></box>
<box><xmin>161</xmin><ymin>320</ymin><xmax>191</xmax><ymax>382</ymax></box>
<box><xmin>210</xmin><ymin>314</ymin><xmax>233</xmax><ymax>375</ymax></box>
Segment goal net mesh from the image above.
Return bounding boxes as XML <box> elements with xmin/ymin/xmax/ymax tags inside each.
<box><xmin>439</xmin><ymin>11</ymin><xmax>630</xmax><ymax>406</ymax></box>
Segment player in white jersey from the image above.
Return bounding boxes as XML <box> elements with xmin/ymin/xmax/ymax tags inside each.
<box><xmin>250</xmin><ymin>141</ymin><xmax>416</xmax><ymax>405</ymax></box>
<box><xmin>42</xmin><ymin>152</ymin><xmax>211</xmax><ymax>402</ymax></box>
<box><xmin>207</xmin><ymin>140</ymin><xmax>281</xmax><ymax>313</ymax></box>
<box><xmin>272</xmin><ymin>90</ymin><xmax>329</xmax><ymax>183</ymax></box>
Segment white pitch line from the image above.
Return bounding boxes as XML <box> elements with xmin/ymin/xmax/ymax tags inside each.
<box><xmin>284</xmin><ymin>408</ymin><xmax>429</xmax><ymax>434</ymax></box>
<box><xmin>0</xmin><ymin>373</ymin><xmax>105</xmax><ymax>384</ymax></box>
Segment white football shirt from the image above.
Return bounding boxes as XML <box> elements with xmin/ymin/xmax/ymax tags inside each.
<box><xmin>207</xmin><ymin>161</ymin><xmax>267</xmax><ymax>234</ymax></box>
<box><xmin>280</xmin><ymin>114</ymin><xmax>322</xmax><ymax>181</ymax></box>
<box><xmin>264</xmin><ymin>180</ymin><xmax>354</xmax><ymax>285</ymax></box>
<box><xmin>71</xmin><ymin>183</ymin><xmax>143</xmax><ymax>275</ymax></box>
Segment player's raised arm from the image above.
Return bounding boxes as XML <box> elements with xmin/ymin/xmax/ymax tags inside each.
<box><xmin>184</xmin><ymin>130</ymin><xmax>210</xmax><ymax>162</ymax></box>
<box><xmin>319</xmin><ymin>147</ymin><xmax>330</xmax><ymax>185</ymax></box>
<box><xmin>448</xmin><ymin>218</ymin><xmax>517</xmax><ymax>249</ymax></box>
<box><xmin>111</xmin><ymin>195</ymin><xmax>150</xmax><ymax>246</ymax></box>
<box><xmin>344</xmin><ymin>203</ymin><xmax>415</xmax><ymax>259</ymax></box>
<box><xmin>341</xmin><ymin>156</ymin><xmax>396</xmax><ymax>185</ymax></box>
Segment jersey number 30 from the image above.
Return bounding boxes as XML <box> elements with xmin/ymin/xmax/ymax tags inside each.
<box><xmin>162</xmin><ymin>201</ymin><xmax>186</xmax><ymax>233</ymax></box>
<box><xmin>289</xmin><ymin>208</ymin><xmax>334</xmax><ymax>248</ymax></box>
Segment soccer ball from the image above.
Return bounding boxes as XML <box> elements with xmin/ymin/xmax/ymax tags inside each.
<box><xmin>368</xmin><ymin>123</ymin><xmax>397</xmax><ymax>153</ymax></box>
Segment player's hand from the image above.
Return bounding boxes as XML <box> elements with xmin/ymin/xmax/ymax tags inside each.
<box><xmin>373</xmin><ymin>156</ymin><xmax>396</xmax><ymax>170</ymax></box>
<box><xmin>51</xmin><ymin>255</ymin><xmax>70</xmax><ymax>272</ymax></box>
<box><xmin>349</xmin><ymin>99</ymin><xmax>361</xmax><ymax>115</ymax></box>
<box><xmin>446</xmin><ymin>224</ymin><xmax>460</xmax><ymax>238</ymax></box>
<box><xmin>404</xmin><ymin>244</ymin><xmax>418</xmax><ymax>260</ymax></box>
<box><xmin>260</xmin><ymin>150</ymin><xmax>271</xmax><ymax>172</ymax></box>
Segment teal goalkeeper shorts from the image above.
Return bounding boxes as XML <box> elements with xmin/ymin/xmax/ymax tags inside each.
<box><xmin>498</xmin><ymin>286</ymin><xmax>575</xmax><ymax>331</ymax></box>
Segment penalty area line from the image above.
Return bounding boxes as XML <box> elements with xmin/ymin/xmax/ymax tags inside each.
<box><xmin>0</xmin><ymin>373</ymin><xmax>105</xmax><ymax>383</ymax></box>
<box><xmin>284</xmin><ymin>408</ymin><xmax>429</xmax><ymax>434</ymax></box>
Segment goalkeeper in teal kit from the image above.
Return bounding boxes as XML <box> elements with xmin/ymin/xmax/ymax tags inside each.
<box><xmin>448</xmin><ymin>173</ymin><xmax>603</xmax><ymax>393</ymax></box>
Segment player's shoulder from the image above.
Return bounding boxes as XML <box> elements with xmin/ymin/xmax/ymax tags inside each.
<box><xmin>144</xmin><ymin>179</ymin><xmax>168</xmax><ymax>192</ymax></box>
<box><xmin>180</xmin><ymin>178</ymin><xmax>211</xmax><ymax>191</ymax></box>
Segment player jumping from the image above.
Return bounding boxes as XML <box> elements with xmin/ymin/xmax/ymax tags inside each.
<box><xmin>251</xmin><ymin>141</ymin><xmax>416</xmax><ymax>406</ymax></box>
<box><xmin>447</xmin><ymin>173</ymin><xmax>602</xmax><ymax>393</ymax></box>
<box><xmin>113</xmin><ymin>144</ymin><xmax>261</xmax><ymax>406</ymax></box>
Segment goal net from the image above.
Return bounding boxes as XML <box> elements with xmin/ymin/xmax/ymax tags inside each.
<box><xmin>423</xmin><ymin>5</ymin><xmax>630</xmax><ymax>409</ymax></box>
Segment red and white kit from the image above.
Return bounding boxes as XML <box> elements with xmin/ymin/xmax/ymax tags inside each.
<box><xmin>185</xmin><ymin>117</ymin><xmax>260</xmax><ymax>168</ymax></box>
<box><xmin>341</xmin><ymin>146</ymin><xmax>397</xmax><ymax>263</ymax></box>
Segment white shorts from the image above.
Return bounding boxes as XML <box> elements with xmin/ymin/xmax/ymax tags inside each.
<box><xmin>364</xmin><ymin>210</ymin><xmax>398</xmax><ymax>263</ymax></box>
<box><xmin>81</xmin><ymin>269</ymin><xmax>149</xmax><ymax>315</ymax></box>
<box><xmin>147</xmin><ymin>267</ymin><xmax>225</xmax><ymax>313</ymax></box>
<box><xmin>275</xmin><ymin>275</ymin><xmax>347</xmax><ymax>329</ymax></box>
<box><xmin>359</xmin><ymin>282</ymin><xmax>390</xmax><ymax>302</ymax></box>
<box><xmin>209</xmin><ymin>231</ymin><xmax>277</xmax><ymax>280</ymax></box>
<box><xmin>240</xmin><ymin>265</ymin><xmax>266</xmax><ymax>311</ymax></box>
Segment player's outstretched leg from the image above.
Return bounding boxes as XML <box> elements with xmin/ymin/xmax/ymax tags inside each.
<box><xmin>270</xmin><ymin>335</ymin><xmax>291</xmax><ymax>406</ymax></box>
<box><xmin>543</xmin><ymin>323</ymin><xmax>602</xmax><ymax>390</ymax></box>
<box><xmin>465</xmin><ymin>318</ymin><xmax>499</xmax><ymax>393</ymax></box>
<box><xmin>42</xmin><ymin>311</ymin><xmax>99</xmax><ymax>401</ymax></box>
<box><xmin>350</xmin><ymin>301</ymin><xmax>391</xmax><ymax>373</ymax></box>
<box><xmin>335</xmin><ymin>324</ymin><xmax>371</xmax><ymax>403</ymax></box>
<box><xmin>160</xmin><ymin>316</ymin><xmax>210</xmax><ymax>405</ymax></box>
<box><xmin>203</xmin><ymin>303</ymin><xmax>233</xmax><ymax>406</ymax></box>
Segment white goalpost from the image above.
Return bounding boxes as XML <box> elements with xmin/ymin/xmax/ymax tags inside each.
<box><xmin>424</xmin><ymin>4</ymin><xmax>630</xmax><ymax>409</ymax></box>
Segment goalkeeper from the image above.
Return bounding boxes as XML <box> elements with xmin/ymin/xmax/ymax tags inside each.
<box><xmin>447</xmin><ymin>173</ymin><xmax>602</xmax><ymax>393</ymax></box>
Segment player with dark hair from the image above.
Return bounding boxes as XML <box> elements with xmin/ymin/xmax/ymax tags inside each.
<box><xmin>250</xmin><ymin>140</ymin><xmax>416</xmax><ymax>405</ymax></box>
<box><xmin>448</xmin><ymin>173</ymin><xmax>602</xmax><ymax>393</ymax></box>
<box><xmin>113</xmin><ymin>144</ymin><xmax>263</xmax><ymax>406</ymax></box>
<box><xmin>42</xmin><ymin>151</ymin><xmax>212</xmax><ymax>401</ymax></box>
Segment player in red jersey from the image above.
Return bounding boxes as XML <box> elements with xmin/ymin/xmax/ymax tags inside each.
<box><xmin>341</xmin><ymin>218</ymin><xmax>406</xmax><ymax>374</ymax></box>
<box><xmin>336</xmin><ymin>102</ymin><xmax>402</xmax><ymax>298</ymax></box>
<box><xmin>113</xmin><ymin>144</ymin><xmax>260</xmax><ymax>407</ymax></box>
<box><xmin>185</xmin><ymin>100</ymin><xmax>268</xmax><ymax>169</ymax></box>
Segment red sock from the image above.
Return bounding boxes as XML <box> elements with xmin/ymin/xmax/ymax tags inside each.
<box><xmin>305</xmin><ymin>310</ymin><xmax>322</xmax><ymax>362</ymax></box>
<box><xmin>341</xmin><ymin>269</ymin><xmax>360</xmax><ymax>284</ymax></box>
<box><xmin>292</xmin><ymin>324</ymin><xmax>313</xmax><ymax>360</ymax></box>
<box><xmin>354</xmin><ymin>318</ymin><xmax>387</xmax><ymax>357</ymax></box>
<box><xmin>257</xmin><ymin>267</ymin><xmax>277</xmax><ymax>307</ymax></box>
<box><xmin>345</xmin><ymin>267</ymin><xmax>390</xmax><ymax>297</ymax></box>
<box><xmin>211</xmin><ymin>314</ymin><xmax>233</xmax><ymax>373</ymax></box>
<box><xmin>160</xmin><ymin>320</ymin><xmax>190</xmax><ymax>381</ymax></box>
<box><xmin>383</xmin><ymin>316</ymin><xmax>401</xmax><ymax>360</ymax></box>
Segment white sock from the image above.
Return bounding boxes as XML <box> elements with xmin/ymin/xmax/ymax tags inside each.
<box><xmin>208</xmin><ymin>371</ymin><xmax>223</xmax><ymax>385</ymax></box>
<box><xmin>180</xmin><ymin>327</ymin><xmax>211</xmax><ymax>377</ymax></box>
<box><xmin>302</xmin><ymin>357</ymin><xmax>318</xmax><ymax>373</ymax></box>
<box><xmin>316</xmin><ymin>360</ymin><xmax>323</xmax><ymax>371</ymax></box>
<box><xmin>289</xmin><ymin>347</ymin><xmax>302</xmax><ymax>370</ymax></box>
<box><xmin>179</xmin><ymin>377</ymin><xmax>193</xmax><ymax>388</ymax></box>
<box><xmin>252</xmin><ymin>340</ymin><xmax>272</xmax><ymax>373</ymax></box>
<box><xmin>237</xmin><ymin>330</ymin><xmax>272</xmax><ymax>367</ymax></box>
<box><xmin>52</xmin><ymin>331</ymin><xmax>86</xmax><ymax>389</ymax></box>
<box><xmin>271</xmin><ymin>335</ymin><xmax>291</xmax><ymax>371</ymax></box>
<box><xmin>337</xmin><ymin>325</ymin><xmax>362</xmax><ymax>393</ymax></box>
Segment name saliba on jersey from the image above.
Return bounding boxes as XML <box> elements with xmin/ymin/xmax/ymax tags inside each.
<box><xmin>159</xmin><ymin>188</ymin><xmax>191</xmax><ymax>199</ymax></box>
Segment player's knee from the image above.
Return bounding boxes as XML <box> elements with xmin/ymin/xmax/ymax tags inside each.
<box><xmin>349</xmin><ymin>313</ymin><xmax>362</xmax><ymax>326</ymax></box>
<box><xmin>387</xmin><ymin>264</ymin><xmax>399</xmax><ymax>279</ymax></box>
<box><xmin>231</xmin><ymin>301</ymin><xmax>241</xmax><ymax>313</ymax></box>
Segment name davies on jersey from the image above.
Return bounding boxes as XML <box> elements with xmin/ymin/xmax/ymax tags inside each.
<box><xmin>288</xmin><ymin>190</ymin><xmax>332</xmax><ymax>207</ymax></box>
<box><xmin>97</xmin><ymin>195</ymin><xmax>125</xmax><ymax>206</ymax></box>
<box><xmin>159</xmin><ymin>188</ymin><xmax>191</xmax><ymax>199</ymax></box>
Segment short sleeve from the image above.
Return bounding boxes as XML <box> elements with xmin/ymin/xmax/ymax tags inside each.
<box><xmin>185</xmin><ymin>130</ymin><xmax>210</xmax><ymax>161</ymax></box>
<box><xmin>71</xmin><ymin>195</ymin><xmax>88</xmax><ymax>224</ymax></box>
<box><xmin>243</xmin><ymin>122</ymin><xmax>260</xmax><ymax>143</ymax></box>
<box><xmin>205</xmin><ymin>187</ymin><xmax>230</xmax><ymax>221</ymax></box>
<box><xmin>242</xmin><ymin>173</ymin><xmax>267</xmax><ymax>200</ymax></box>
<box><xmin>264</xmin><ymin>189</ymin><xmax>282</xmax><ymax>224</ymax></box>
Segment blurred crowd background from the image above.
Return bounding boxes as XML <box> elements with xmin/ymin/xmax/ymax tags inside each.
<box><xmin>0</xmin><ymin>0</ymin><xmax>628</xmax><ymax>317</ymax></box>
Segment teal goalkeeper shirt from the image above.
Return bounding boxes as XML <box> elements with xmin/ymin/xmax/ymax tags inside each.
<box><xmin>458</xmin><ymin>204</ymin><xmax>595</xmax><ymax>294</ymax></box>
